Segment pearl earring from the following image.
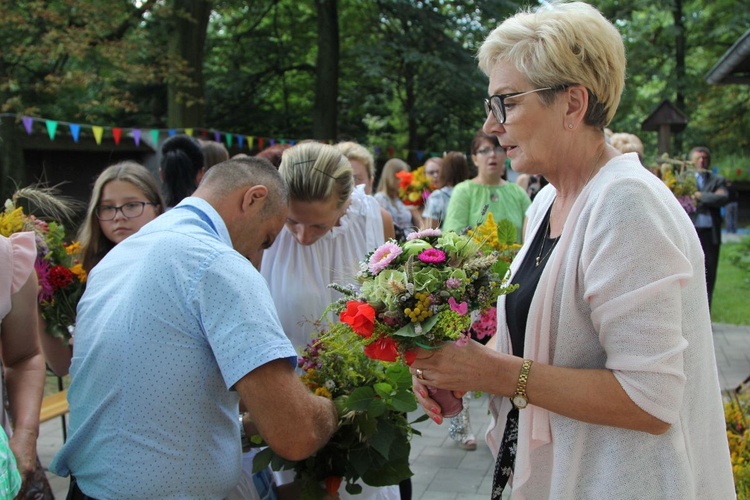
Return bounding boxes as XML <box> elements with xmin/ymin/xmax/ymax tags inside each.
<box><xmin>568</xmin><ymin>123</ymin><xmax>574</xmax><ymax>129</ymax></box>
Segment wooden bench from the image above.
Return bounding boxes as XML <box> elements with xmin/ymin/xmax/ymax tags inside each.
<box><xmin>40</xmin><ymin>390</ymin><xmax>69</xmax><ymax>423</ymax></box>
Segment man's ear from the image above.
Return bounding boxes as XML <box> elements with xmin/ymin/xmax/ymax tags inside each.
<box><xmin>241</xmin><ymin>185</ymin><xmax>269</xmax><ymax>213</ymax></box>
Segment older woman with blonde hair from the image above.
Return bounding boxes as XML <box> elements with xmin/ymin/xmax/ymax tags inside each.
<box><xmin>336</xmin><ymin>141</ymin><xmax>375</xmax><ymax>195</ymax></box>
<box><xmin>410</xmin><ymin>3</ymin><xmax>734</xmax><ymax>499</ymax></box>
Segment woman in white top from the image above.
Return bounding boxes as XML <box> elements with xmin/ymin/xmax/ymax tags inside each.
<box><xmin>374</xmin><ymin>158</ymin><xmax>420</xmax><ymax>237</ymax></box>
<box><xmin>260</xmin><ymin>142</ymin><xmax>398</xmax><ymax>499</ymax></box>
<box><xmin>410</xmin><ymin>3</ymin><xmax>734</xmax><ymax>499</ymax></box>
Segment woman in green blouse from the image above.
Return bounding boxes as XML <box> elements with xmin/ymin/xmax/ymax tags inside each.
<box><xmin>443</xmin><ymin>130</ymin><xmax>530</xmax><ymax>242</ymax></box>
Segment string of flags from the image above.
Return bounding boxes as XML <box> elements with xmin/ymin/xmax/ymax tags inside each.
<box><xmin>9</xmin><ymin>114</ymin><xmax>442</xmax><ymax>162</ymax></box>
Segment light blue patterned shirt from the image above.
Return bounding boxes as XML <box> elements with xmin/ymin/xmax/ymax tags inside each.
<box><xmin>51</xmin><ymin>197</ymin><xmax>297</xmax><ymax>499</ymax></box>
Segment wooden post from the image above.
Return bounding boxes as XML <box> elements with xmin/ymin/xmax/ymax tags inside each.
<box><xmin>658</xmin><ymin>124</ymin><xmax>671</xmax><ymax>155</ymax></box>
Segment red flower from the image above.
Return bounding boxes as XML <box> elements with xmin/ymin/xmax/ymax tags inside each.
<box><xmin>48</xmin><ymin>265</ymin><xmax>74</xmax><ymax>291</ymax></box>
<box><xmin>403</xmin><ymin>349</ymin><xmax>417</xmax><ymax>366</ymax></box>
<box><xmin>394</xmin><ymin>170</ymin><xmax>413</xmax><ymax>190</ymax></box>
<box><xmin>340</xmin><ymin>301</ymin><xmax>376</xmax><ymax>337</ymax></box>
<box><xmin>364</xmin><ymin>335</ymin><xmax>399</xmax><ymax>362</ymax></box>
<box><xmin>324</xmin><ymin>476</ymin><xmax>343</xmax><ymax>496</ymax></box>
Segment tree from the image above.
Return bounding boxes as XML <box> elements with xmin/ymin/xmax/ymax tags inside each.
<box><xmin>313</xmin><ymin>0</ymin><xmax>339</xmax><ymax>140</ymax></box>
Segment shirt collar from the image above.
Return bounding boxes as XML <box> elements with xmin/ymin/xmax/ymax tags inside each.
<box><xmin>173</xmin><ymin>197</ymin><xmax>233</xmax><ymax>247</ymax></box>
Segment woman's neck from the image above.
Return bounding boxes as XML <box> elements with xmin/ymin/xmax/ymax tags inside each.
<box><xmin>474</xmin><ymin>172</ymin><xmax>504</xmax><ymax>186</ymax></box>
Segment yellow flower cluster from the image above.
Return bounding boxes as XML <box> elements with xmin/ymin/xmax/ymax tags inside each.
<box><xmin>725</xmin><ymin>393</ymin><xmax>750</xmax><ymax>497</ymax></box>
<box><xmin>0</xmin><ymin>206</ymin><xmax>26</xmax><ymax>237</ymax></box>
<box><xmin>404</xmin><ymin>291</ymin><xmax>432</xmax><ymax>323</ymax></box>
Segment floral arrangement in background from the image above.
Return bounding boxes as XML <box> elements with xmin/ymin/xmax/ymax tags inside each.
<box><xmin>330</xmin><ymin>223</ymin><xmax>518</xmax><ymax>364</ymax></box>
<box><xmin>0</xmin><ymin>188</ymin><xmax>84</xmax><ymax>340</ymax></box>
<box><xmin>725</xmin><ymin>389</ymin><xmax>750</xmax><ymax>498</ymax></box>
<box><xmin>395</xmin><ymin>165</ymin><xmax>432</xmax><ymax>207</ymax></box>
<box><xmin>253</xmin><ymin>328</ymin><xmax>419</xmax><ymax>498</ymax></box>
<box><xmin>658</xmin><ymin>154</ymin><xmax>698</xmax><ymax>213</ymax></box>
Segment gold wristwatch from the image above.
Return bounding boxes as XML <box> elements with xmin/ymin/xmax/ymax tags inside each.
<box><xmin>512</xmin><ymin>359</ymin><xmax>533</xmax><ymax>409</ymax></box>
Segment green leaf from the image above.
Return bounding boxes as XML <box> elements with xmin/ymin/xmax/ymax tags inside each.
<box><xmin>251</xmin><ymin>447</ymin><xmax>274</xmax><ymax>473</ymax></box>
<box><xmin>496</xmin><ymin>218</ymin><xmax>517</xmax><ymax>245</ymax></box>
<box><xmin>410</xmin><ymin>413</ymin><xmax>430</xmax><ymax>425</ymax></box>
<box><xmin>386</xmin><ymin>364</ymin><xmax>413</xmax><ymax>388</ymax></box>
<box><xmin>369</xmin><ymin>419</ymin><xmax>397</xmax><ymax>458</ymax></box>
<box><xmin>392</xmin><ymin>313</ymin><xmax>440</xmax><ymax>338</ymax></box>
<box><xmin>373</xmin><ymin>382</ymin><xmax>394</xmax><ymax>399</ymax></box>
<box><xmin>345</xmin><ymin>387</ymin><xmax>376</xmax><ymax>411</ymax></box>
<box><xmin>367</xmin><ymin>397</ymin><xmax>387</xmax><ymax>418</ymax></box>
<box><xmin>390</xmin><ymin>390</ymin><xmax>418</xmax><ymax>413</ymax></box>
<box><xmin>361</xmin><ymin>437</ymin><xmax>412</xmax><ymax>486</ymax></box>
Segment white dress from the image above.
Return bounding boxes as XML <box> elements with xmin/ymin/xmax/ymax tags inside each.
<box><xmin>261</xmin><ymin>186</ymin><xmax>399</xmax><ymax>499</ymax></box>
<box><xmin>261</xmin><ymin>186</ymin><xmax>385</xmax><ymax>351</ymax></box>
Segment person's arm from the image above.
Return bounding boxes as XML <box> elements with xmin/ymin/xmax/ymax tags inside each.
<box><xmin>1</xmin><ymin>271</ymin><xmax>46</xmax><ymax>484</ymax></box>
<box><xmin>380</xmin><ymin>208</ymin><xmax>395</xmax><ymax>241</ymax></box>
<box><xmin>411</xmin><ymin>341</ymin><xmax>668</xmax><ymax>434</ymax></box>
<box><xmin>235</xmin><ymin>358</ymin><xmax>337</xmax><ymax>461</ymax></box>
<box><xmin>695</xmin><ymin>177</ymin><xmax>729</xmax><ymax>207</ymax></box>
<box><xmin>37</xmin><ymin>316</ymin><xmax>72</xmax><ymax>377</ymax></box>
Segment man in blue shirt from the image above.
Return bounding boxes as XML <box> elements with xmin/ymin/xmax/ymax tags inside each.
<box><xmin>51</xmin><ymin>158</ymin><xmax>337</xmax><ymax>498</ymax></box>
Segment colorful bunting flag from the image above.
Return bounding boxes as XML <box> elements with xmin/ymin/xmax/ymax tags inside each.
<box><xmin>269</xmin><ymin>139</ymin><xmax>276</xmax><ymax>147</ymax></box>
<box><xmin>258</xmin><ymin>137</ymin><xmax>265</xmax><ymax>150</ymax></box>
<box><xmin>290</xmin><ymin>140</ymin><xmax>296</xmax><ymax>146</ymax></box>
<box><xmin>112</xmin><ymin>127</ymin><xmax>122</xmax><ymax>145</ymax></box>
<box><xmin>237</xmin><ymin>135</ymin><xmax>244</xmax><ymax>149</ymax></box>
<box><xmin>69</xmin><ymin>124</ymin><xmax>81</xmax><ymax>143</ymax></box>
<box><xmin>185</xmin><ymin>128</ymin><xmax>193</xmax><ymax>136</ymax></box>
<box><xmin>225</xmin><ymin>133</ymin><xmax>233</xmax><ymax>148</ymax></box>
<box><xmin>168</xmin><ymin>129</ymin><xmax>176</xmax><ymax>137</ymax></box>
<box><xmin>416</xmin><ymin>150</ymin><xmax>424</xmax><ymax>161</ymax></box>
<box><xmin>133</xmin><ymin>129</ymin><xmax>141</xmax><ymax>147</ymax></box>
<box><xmin>246</xmin><ymin>136</ymin><xmax>254</xmax><ymax>149</ymax></box>
<box><xmin>45</xmin><ymin>120</ymin><xmax>58</xmax><ymax>140</ymax></box>
<box><xmin>92</xmin><ymin>126</ymin><xmax>104</xmax><ymax>145</ymax></box>
<box><xmin>22</xmin><ymin>116</ymin><xmax>33</xmax><ymax>135</ymax></box>
<box><xmin>150</xmin><ymin>129</ymin><xmax>159</xmax><ymax>146</ymax></box>
<box><xmin>214</xmin><ymin>131</ymin><xmax>220</xmax><ymax>142</ymax></box>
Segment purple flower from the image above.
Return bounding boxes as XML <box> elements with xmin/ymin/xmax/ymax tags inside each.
<box><xmin>406</xmin><ymin>228</ymin><xmax>442</xmax><ymax>241</ymax></box>
<box><xmin>446</xmin><ymin>277</ymin><xmax>462</xmax><ymax>289</ymax></box>
<box><xmin>35</xmin><ymin>258</ymin><xmax>53</xmax><ymax>303</ymax></box>
<box><xmin>417</xmin><ymin>248</ymin><xmax>446</xmax><ymax>264</ymax></box>
<box><xmin>368</xmin><ymin>241</ymin><xmax>403</xmax><ymax>274</ymax></box>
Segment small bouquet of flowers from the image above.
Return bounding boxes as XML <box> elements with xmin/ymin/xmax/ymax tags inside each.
<box><xmin>0</xmin><ymin>189</ymin><xmax>85</xmax><ymax>340</ymax></box>
<box><xmin>253</xmin><ymin>328</ymin><xmax>418</xmax><ymax>498</ymax></box>
<box><xmin>330</xmin><ymin>223</ymin><xmax>518</xmax><ymax>415</ymax></box>
<box><xmin>658</xmin><ymin>154</ymin><xmax>698</xmax><ymax>213</ymax></box>
<box><xmin>725</xmin><ymin>388</ymin><xmax>750</xmax><ymax>497</ymax></box>
<box><xmin>395</xmin><ymin>166</ymin><xmax>432</xmax><ymax>207</ymax></box>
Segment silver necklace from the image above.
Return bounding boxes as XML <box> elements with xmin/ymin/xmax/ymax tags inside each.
<box><xmin>535</xmin><ymin>212</ymin><xmax>559</xmax><ymax>267</ymax></box>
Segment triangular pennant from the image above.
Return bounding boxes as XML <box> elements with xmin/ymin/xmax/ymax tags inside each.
<box><xmin>269</xmin><ymin>138</ymin><xmax>276</xmax><ymax>147</ymax></box>
<box><xmin>246</xmin><ymin>136</ymin><xmax>254</xmax><ymax>149</ymax></box>
<box><xmin>69</xmin><ymin>124</ymin><xmax>81</xmax><ymax>143</ymax></box>
<box><xmin>132</xmin><ymin>129</ymin><xmax>142</xmax><ymax>147</ymax></box>
<box><xmin>280</xmin><ymin>139</ymin><xmax>287</xmax><ymax>144</ymax></box>
<box><xmin>387</xmin><ymin>147</ymin><xmax>394</xmax><ymax>158</ymax></box>
<box><xmin>416</xmin><ymin>150</ymin><xmax>424</xmax><ymax>161</ymax></box>
<box><xmin>237</xmin><ymin>135</ymin><xmax>244</xmax><ymax>149</ymax></box>
<box><xmin>92</xmin><ymin>126</ymin><xmax>104</xmax><ymax>145</ymax></box>
<box><xmin>185</xmin><ymin>128</ymin><xmax>193</xmax><ymax>136</ymax></box>
<box><xmin>112</xmin><ymin>127</ymin><xmax>122</xmax><ymax>145</ymax></box>
<box><xmin>225</xmin><ymin>133</ymin><xmax>233</xmax><ymax>148</ymax></box>
<box><xmin>200</xmin><ymin>129</ymin><xmax>208</xmax><ymax>138</ymax></box>
<box><xmin>213</xmin><ymin>131</ymin><xmax>221</xmax><ymax>142</ymax></box>
<box><xmin>168</xmin><ymin>129</ymin><xmax>176</xmax><ymax>137</ymax></box>
<box><xmin>258</xmin><ymin>137</ymin><xmax>265</xmax><ymax>150</ymax></box>
<box><xmin>45</xmin><ymin>120</ymin><xmax>58</xmax><ymax>140</ymax></box>
<box><xmin>150</xmin><ymin>129</ymin><xmax>159</xmax><ymax>145</ymax></box>
<box><xmin>374</xmin><ymin>146</ymin><xmax>381</xmax><ymax>156</ymax></box>
<box><xmin>22</xmin><ymin>116</ymin><xmax>33</xmax><ymax>135</ymax></box>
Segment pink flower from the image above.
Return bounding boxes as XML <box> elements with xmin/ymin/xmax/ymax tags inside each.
<box><xmin>368</xmin><ymin>241</ymin><xmax>403</xmax><ymax>274</ymax></box>
<box><xmin>418</xmin><ymin>248</ymin><xmax>446</xmax><ymax>264</ymax></box>
<box><xmin>35</xmin><ymin>258</ymin><xmax>53</xmax><ymax>303</ymax></box>
<box><xmin>448</xmin><ymin>297</ymin><xmax>468</xmax><ymax>315</ymax></box>
<box><xmin>471</xmin><ymin>307</ymin><xmax>497</xmax><ymax>340</ymax></box>
<box><xmin>445</xmin><ymin>277</ymin><xmax>462</xmax><ymax>289</ymax></box>
<box><xmin>455</xmin><ymin>331</ymin><xmax>470</xmax><ymax>347</ymax></box>
<box><xmin>406</xmin><ymin>228</ymin><xmax>442</xmax><ymax>241</ymax></box>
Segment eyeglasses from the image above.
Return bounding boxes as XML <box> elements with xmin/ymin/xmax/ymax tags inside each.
<box><xmin>476</xmin><ymin>146</ymin><xmax>504</xmax><ymax>156</ymax></box>
<box><xmin>95</xmin><ymin>202</ymin><xmax>154</xmax><ymax>221</ymax></box>
<box><xmin>483</xmin><ymin>86</ymin><xmax>567</xmax><ymax>125</ymax></box>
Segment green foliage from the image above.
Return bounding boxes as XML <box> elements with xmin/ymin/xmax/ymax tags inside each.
<box><xmin>712</xmin><ymin>240</ymin><xmax>750</xmax><ymax>326</ymax></box>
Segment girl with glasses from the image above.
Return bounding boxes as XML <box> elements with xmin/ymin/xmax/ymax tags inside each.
<box><xmin>40</xmin><ymin>162</ymin><xmax>163</xmax><ymax>378</ymax></box>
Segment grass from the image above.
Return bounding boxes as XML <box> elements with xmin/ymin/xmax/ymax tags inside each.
<box><xmin>712</xmin><ymin>239</ymin><xmax>750</xmax><ymax>325</ymax></box>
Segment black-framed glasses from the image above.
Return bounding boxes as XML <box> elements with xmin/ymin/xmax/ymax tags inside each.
<box><xmin>483</xmin><ymin>86</ymin><xmax>567</xmax><ymax>125</ymax></box>
<box><xmin>95</xmin><ymin>202</ymin><xmax>154</xmax><ymax>221</ymax></box>
<box><xmin>476</xmin><ymin>146</ymin><xmax>504</xmax><ymax>156</ymax></box>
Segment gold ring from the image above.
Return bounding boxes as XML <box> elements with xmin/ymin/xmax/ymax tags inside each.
<box><xmin>416</xmin><ymin>369</ymin><xmax>425</xmax><ymax>380</ymax></box>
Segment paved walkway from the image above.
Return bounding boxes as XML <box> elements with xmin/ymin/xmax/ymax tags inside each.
<box><xmin>39</xmin><ymin>323</ymin><xmax>750</xmax><ymax>499</ymax></box>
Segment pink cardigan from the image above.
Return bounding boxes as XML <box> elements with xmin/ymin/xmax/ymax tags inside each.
<box><xmin>488</xmin><ymin>154</ymin><xmax>734</xmax><ymax>498</ymax></box>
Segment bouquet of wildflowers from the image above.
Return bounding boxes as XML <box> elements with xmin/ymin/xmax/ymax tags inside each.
<box><xmin>253</xmin><ymin>328</ymin><xmax>418</xmax><ymax>499</ymax></box>
<box><xmin>332</xmin><ymin>224</ymin><xmax>518</xmax><ymax>364</ymax></box>
<box><xmin>0</xmin><ymin>189</ymin><xmax>85</xmax><ymax>340</ymax></box>
<box><xmin>725</xmin><ymin>388</ymin><xmax>750</xmax><ymax>498</ymax></box>
<box><xmin>395</xmin><ymin>165</ymin><xmax>432</xmax><ymax>207</ymax></box>
<box><xmin>658</xmin><ymin>154</ymin><xmax>698</xmax><ymax>213</ymax></box>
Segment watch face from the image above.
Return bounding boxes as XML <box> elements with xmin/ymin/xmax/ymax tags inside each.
<box><xmin>512</xmin><ymin>395</ymin><xmax>528</xmax><ymax>409</ymax></box>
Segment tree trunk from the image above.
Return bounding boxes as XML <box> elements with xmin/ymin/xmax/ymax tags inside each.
<box><xmin>167</xmin><ymin>0</ymin><xmax>211</xmax><ymax>129</ymax></box>
<box><xmin>672</xmin><ymin>0</ymin><xmax>686</xmax><ymax>152</ymax></box>
<box><xmin>405</xmin><ymin>62</ymin><xmax>418</xmax><ymax>167</ymax></box>
<box><xmin>313</xmin><ymin>0</ymin><xmax>339</xmax><ymax>141</ymax></box>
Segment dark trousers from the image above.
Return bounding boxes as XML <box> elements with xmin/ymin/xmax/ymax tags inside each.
<box><xmin>66</xmin><ymin>477</ymin><xmax>96</xmax><ymax>500</ymax></box>
<box><xmin>697</xmin><ymin>227</ymin><xmax>720</xmax><ymax>309</ymax></box>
